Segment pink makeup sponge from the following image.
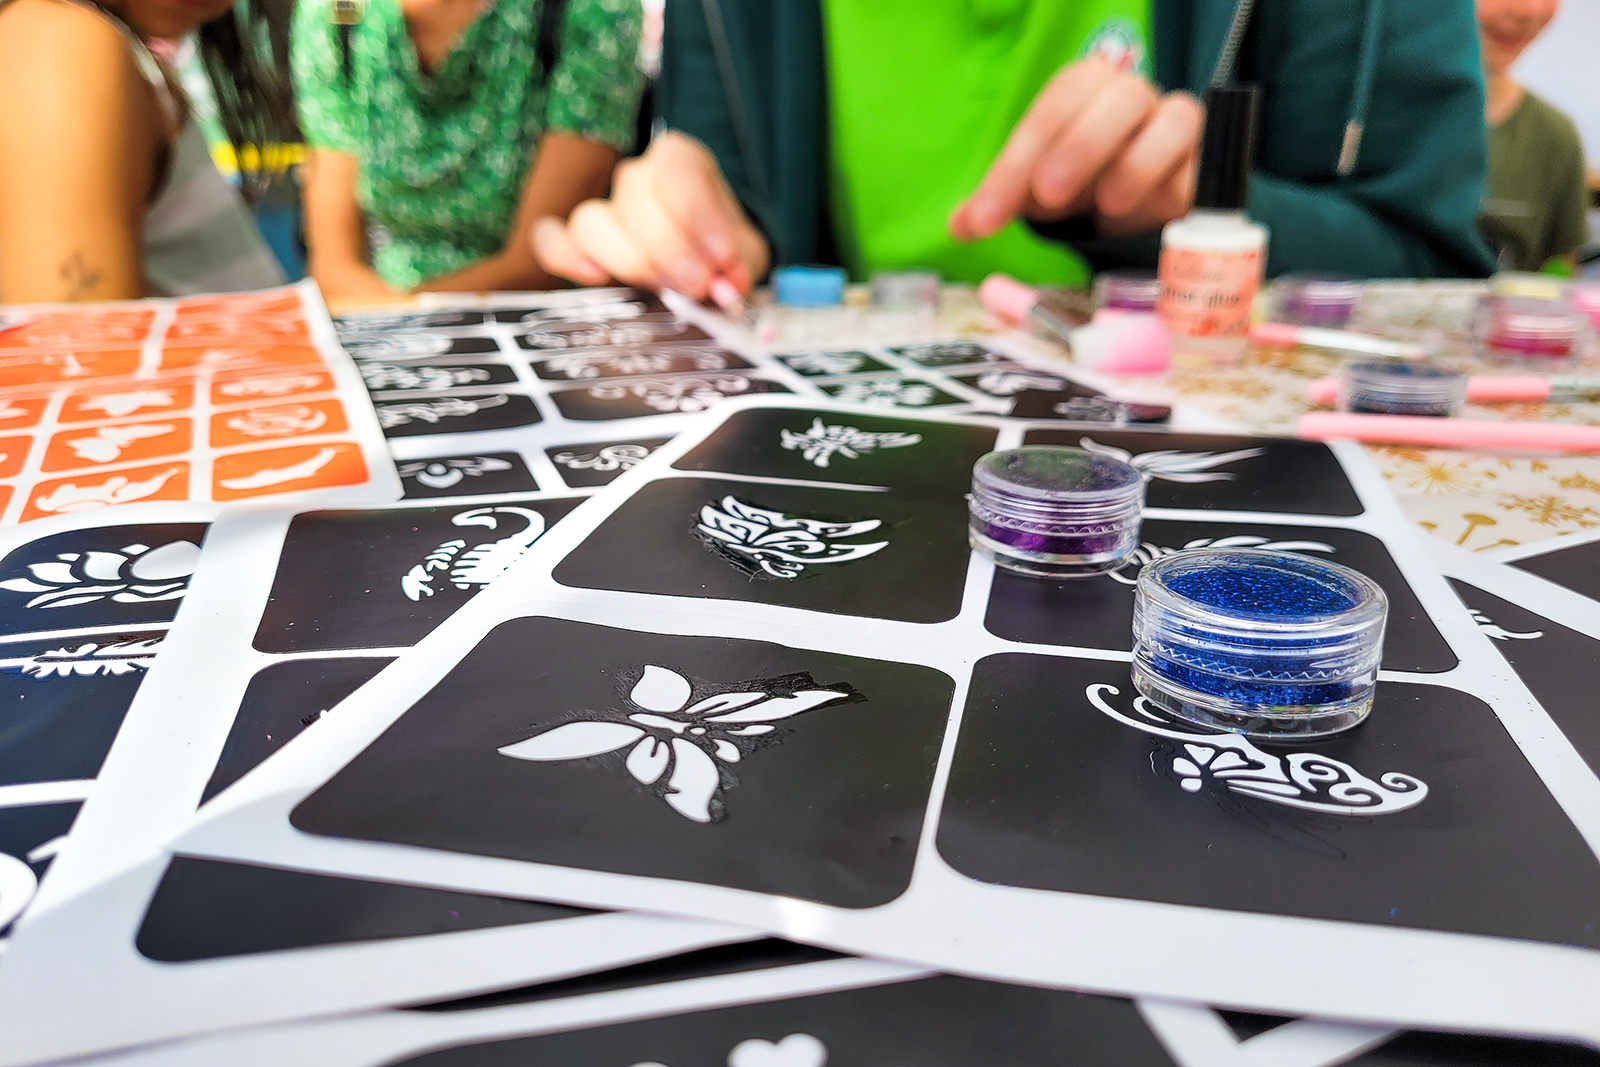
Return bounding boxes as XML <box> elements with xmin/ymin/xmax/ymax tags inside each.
<box><xmin>1070</xmin><ymin>313</ymin><xmax>1172</xmax><ymax>375</ymax></box>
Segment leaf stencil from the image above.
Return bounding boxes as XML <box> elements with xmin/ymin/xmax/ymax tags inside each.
<box><xmin>498</xmin><ymin>665</ymin><xmax>855</xmax><ymax>822</ymax></box>
<box><xmin>498</xmin><ymin>722</ymin><xmax>643</xmax><ymax>761</ymax></box>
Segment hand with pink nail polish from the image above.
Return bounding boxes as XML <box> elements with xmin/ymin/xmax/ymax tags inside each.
<box><xmin>949</xmin><ymin>56</ymin><xmax>1204</xmax><ymax>243</ymax></box>
<box><xmin>531</xmin><ymin>132</ymin><xmax>770</xmax><ymax>303</ymax></box>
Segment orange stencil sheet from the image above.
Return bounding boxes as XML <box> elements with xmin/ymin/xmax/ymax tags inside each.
<box><xmin>0</xmin><ymin>281</ymin><xmax>400</xmax><ymax>524</ymax></box>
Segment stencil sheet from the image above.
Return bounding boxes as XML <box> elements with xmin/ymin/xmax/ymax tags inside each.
<box><xmin>0</xmin><ymin>283</ymin><xmax>399</xmax><ymax>522</ymax></box>
<box><xmin>84</xmin><ymin>942</ymin><xmax>1493</xmax><ymax>1067</ymax></box>
<box><xmin>157</xmin><ymin>398</ymin><xmax>1600</xmax><ymax>1044</ymax></box>
<box><xmin>0</xmin><ymin>502</ymin><xmax>214</xmax><ymax>951</ymax></box>
<box><xmin>0</xmin><ymin>476</ymin><xmax>745</xmax><ymax>1067</ymax></box>
<box><xmin>333</xmin><ymin>288</ymin><xmax>1141</xmax><ymax>502</ymax></box>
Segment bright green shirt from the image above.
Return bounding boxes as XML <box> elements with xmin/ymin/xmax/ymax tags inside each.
<box><xmin>293</xmin><ymin>0</ymin><xmax>643</xmax><ymax>289</ymax></box>
<box><xmin>823</xmin><ymin>0</ymin><xmax>1151</xmax><ymax>286</ymax></box>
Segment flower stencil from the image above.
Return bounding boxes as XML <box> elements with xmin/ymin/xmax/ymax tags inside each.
<box><xmin>499</xmin><ymin>665</ymin><xmax>854</xmax><ymax>822</ymax></box>
<box><xmin>1078</xmin><ymin>437</ymin><xmax>1266</xmax><ymax>484</ymax></box>
<box><xmin>695</xmin><ymin>497</ymin><xmax>888</xmax><ymax>579</ymax></box>
<box><xmin>0</xmin><ymin>540</ymin><xmax>199</xmax><ymax>608</ymax></box>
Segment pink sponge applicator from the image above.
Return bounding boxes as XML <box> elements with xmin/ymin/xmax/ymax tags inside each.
<box><xmin>1068</xmin><ymin>313</ymin><xmax>1172</xmax><ymax>375</ymax></box>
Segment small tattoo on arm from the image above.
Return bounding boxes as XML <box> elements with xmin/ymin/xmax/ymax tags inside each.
<box><xmin>59</xmin><ymin>252</ymin><xmax>104</xmax><ymax>300</ymax></box>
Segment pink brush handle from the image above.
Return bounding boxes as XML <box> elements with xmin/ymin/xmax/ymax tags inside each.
<box><xmin>1305</xmin><ymin>375</ymin><xmax>1553</xmax><ymax>407</ymax></box>
<box><xmin>1299</xmin><ymin>412</ymin><xmax>1600</xmax><ymax>452</ymax></box>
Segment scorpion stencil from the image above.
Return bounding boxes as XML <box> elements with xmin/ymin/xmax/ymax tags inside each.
<box><xmin>400</xmin><ymin>507</ymin><xmax>547</xmax><ymax>601</ymax></box>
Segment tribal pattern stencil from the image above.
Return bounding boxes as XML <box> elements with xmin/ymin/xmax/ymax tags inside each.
<box><xmin>779</xmin><ymin>419</ymin><xmax>922</xmax><ymax>469</ymax></box>
<box><xmin>396</xmin><ymin>456</ymin><xmax>514</xmax><ymax>491</ymax></box>
<box><xmin>1087</xmin><ymin>684</ymin><xmax>1428</xmax><ymax>816</ymax></box>
<box><xmin>551</xmin><ymin>444</ymin><xmax>653</xmax><ymax>472</ymax></box>
<box><xmin>376</xmin><ymin>395</ymin><xmax>509</xmax><ymax>429</ymax></box>
<box><xmin>694</xmin><ymin>497</ymin><xmax>888</xmax><ymax>579</ymax></box>
<box><xmin>499</xmin><ymin>665</ymin><xmax>854</xmax><ymax>822</ymax></box>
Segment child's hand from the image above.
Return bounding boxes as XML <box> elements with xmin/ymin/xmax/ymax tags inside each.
<box><xmin>531</xmin><ymin>132</ymin><xmax>769</xmax><ymax>301</ymax></box>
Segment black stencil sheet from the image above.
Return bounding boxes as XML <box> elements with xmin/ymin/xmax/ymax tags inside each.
<box><xmin>156</xmin><ymin>400</ymin><xmax>1600</xmax><ymax>1042</ymax></box>
<box><xmin>1508</xmin><ymin>535</ymin><xmax>1600</xmax><ymax>604</ymax></box>
<box><xmin>0</xmin><ymin>487</ymin><xmax>748</xmax><ymax>1067</ymax></box>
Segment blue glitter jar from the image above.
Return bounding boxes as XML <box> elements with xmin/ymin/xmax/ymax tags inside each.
<box><xmin>1132</xmin><ymin>548</ymin><xmax>1388</xmax><ymax>738</ymax></box>
<box><xmin>969</xmin><ymin>446</ymin><xmax>1145</xmax><ymax>578</ymax></box>
<box><xmin>1340</xmin><ymin>360</ymin><xmax>1467</xmax><ymax>417</ymax></box>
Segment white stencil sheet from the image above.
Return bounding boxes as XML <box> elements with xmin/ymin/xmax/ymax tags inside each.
<box><xmin>157</xmin><ymin>398</ymin><xmax>1600</xmax><ymax>1045</ymax></box>
<box><xmin>335</xmin><ymin>287</ymin><xmax>1186</xmax><ymax>504</ymax></box>
<box><xmin>78</xmin><ymin>949</ymin><xmax>1421</xmax><ymax>1067</ymax></box>
<box><xmin>0</xmin><ymin>475</ymin><xmax>749</xmax><ymax>1066</ymax></box>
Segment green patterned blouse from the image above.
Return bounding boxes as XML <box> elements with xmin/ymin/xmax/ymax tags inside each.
<box><xmin>293</xmin><ymin>0</ymin><xmax>643</xmax><ymax>289</ymax></box>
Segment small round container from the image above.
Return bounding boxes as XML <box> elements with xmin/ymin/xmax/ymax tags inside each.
<box><xmin>1472</xmin><ymin>294</ymin><xmax>1589</xmax><ymax>365</ymax></box>
<box><xmin>1339</xmin><ymin>359</ymin><xmax>1467</xmax><ymax>416</ymax></box>
<box><xmin>870</xmin><ymin>270</ymin><xmax>940</xmax><ymax>310</ymax></box>
<box><xmin>1571</xmin><ymin>283</ymin><xmax>1600</xmax><ymax>331</ymax></box>
<box><xmin>1272</xmin><ymin>272</ymin><xmax>1361</xmax><ymax>327</ymax></box>
<box><xmin>773</xmin><ymin>265</ymin><xmax>847</xmax><ymax>308</ymax></box>
<box><xmin>1093</xmin><ymin>271</ymin><xmax>1162</xmax><ymax>314</ymax></box>
<box><xmin>1132</xmin><ymin>549</ymin><xmax>1388</xmax><ymax>739</ymax></box>
<box><xmin>1489</xmin><ymin>271</ymin><xmax>1567</xmax><ymax>300</ymax></box>
<box><xmin>969</xmin><ymin>446</ymin><xmax>1145</xmax><ymax>579</ymax></box>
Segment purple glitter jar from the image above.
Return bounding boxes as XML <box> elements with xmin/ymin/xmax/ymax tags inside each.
<box><xmin>1272</xmin><ymin>273</ymin><xmax>1362</xmax><ymax>327</ymax></box>
<box><xmin>969</xmin><ymin>446</ymin><xmax>1144</xmax><ymax>578</ymax></box>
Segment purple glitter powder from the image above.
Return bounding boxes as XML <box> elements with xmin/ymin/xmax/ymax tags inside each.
<box><xmin>969</xmin><ymin>446</ymin><xmax>1144</xmax><ymax>579</ymax></box>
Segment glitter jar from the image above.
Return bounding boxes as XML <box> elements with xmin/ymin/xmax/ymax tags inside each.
<box><xmin>1339</xmin><ymin>359</ymin><xmax>1467</xmax><ymax>416</ymax></box>
<box><xmin>969</xmin><ymin>446</ymin><xmax>1145</xmax><ymax>578</ymax></box>
<box><xmin>1272</xmin><ymin>273</ymin><xmax>1361</xmax><ymax>327</ymax></box>
<box><xmin>1572</xmin><ymin>283</ymin><xmax>1600</xmax><ymax>330</ymax></box>
<box><xmin>1093</xmin><ymin>271</ymin><xmax>1162</xmax><ymax>314</ymax></box>
<box><xmin>1472</xmin><ymin>294</ymin><xmax>1589</xmax><ymax>366</ymax></box>
<box><xmin>1132</xmin><ymin>549</ymin><xmax>1388</xmax><ymax>739</ymax></box>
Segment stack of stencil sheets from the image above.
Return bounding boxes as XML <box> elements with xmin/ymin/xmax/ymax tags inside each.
<box><xmin>0</xmin><ymin>285</ymin><xmax>1597</xmax><ymax>1067</ymax></box>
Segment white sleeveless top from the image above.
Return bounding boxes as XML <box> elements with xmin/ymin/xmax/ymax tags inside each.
<box><xmin>2</xmin><ymin>0</ymin><xmax>286</xmax><ymax>296</ymax></box>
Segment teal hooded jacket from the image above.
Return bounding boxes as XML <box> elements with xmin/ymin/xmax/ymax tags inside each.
<box><xmin>655</xmin><ymin>0</ymin><xmax>1497</xmax><ymax>279</ymax></box>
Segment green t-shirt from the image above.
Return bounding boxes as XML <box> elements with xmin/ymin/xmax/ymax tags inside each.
<box><xmin>1480</xmin><ymin>91</ymin><xmax>1592</xmax><ymax>273</ymax></box>
<box><xmin>293</xmin><ymin>0</ymin><xmax>643</xmax><ymax>289</ymax></box>
<box><xmin>822</xmin><ymin>0</ymin><xmax>1151</xmax><ymax>287</ymax></box>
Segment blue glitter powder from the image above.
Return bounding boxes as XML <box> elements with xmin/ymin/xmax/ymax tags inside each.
<box><xmin>1132</xmin><ymin>549</ymin><xmax>1389</xmax><ymax>739</ymax></box>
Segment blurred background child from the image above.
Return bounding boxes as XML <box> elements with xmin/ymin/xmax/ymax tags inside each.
<box><xmin>293</xmin><ymin>0</ymin><xmax>644</xmax><ymax>299</ymax></box>
<box><xmin>1476</xmin><ymin>0</ymin><xmax>1591</xmax><ymax>273</ymax></box>
<box><xmin>0</xmin><ymin>0</ymin><xmax>293</xmax><ymax>301</ymax></box>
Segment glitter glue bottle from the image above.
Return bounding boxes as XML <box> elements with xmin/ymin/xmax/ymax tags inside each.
<box><xmin>1156</xmin><ymin>85</ymin><xmax>1268</xmax><ymax>364</ymax></box>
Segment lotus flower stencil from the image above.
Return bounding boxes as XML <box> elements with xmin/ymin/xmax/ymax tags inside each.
<box><xmin>0</xmin><ymin>540</ymin><xmax>199</xmax><ymax>608</ymax></box>
<box><xmin>499</xmin><ymin>665</ymin><xmax>854</xmax><ymax>822</ymax></box>
<box><xmin>694</xmin><ymin>496</ymin><xmax>888</xmax><ymax>579</ymax></box>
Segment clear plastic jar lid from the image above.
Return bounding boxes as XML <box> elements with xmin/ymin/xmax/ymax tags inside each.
<box><xmin>1093</xmin><ymin>271</ymin><xmax>1162</xmax><ymax>312</ymax></box>
<box><xmin>1134</xmin><ymin>548</ymin><xmax>1387</xmax><ymax>682</ymax></box>
<box><xmin>1342</xmin><ymin>359</ymin><xmax>1467</xmax><ymax>411</ymax></box>
<box><xmin>1273</xmin><ymin>272</ymin><xmax>1362</xmax><ymax>326</ymax></box>
<box><xmin>971</xmin><ymin>446</ymin><xmax>1144</xmax><ymax>530</ymax></box>
<box><xmin>1479</xmin><ymin>294</ymin><xmax>1585</xmax><ymax>343</ymax></box>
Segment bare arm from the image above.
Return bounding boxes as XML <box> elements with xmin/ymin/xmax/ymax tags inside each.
<box><xmin>0</xmin><ymin>0</ymin><xmax>158</xmax><ymax>302</ymax></box>
<box><xmin>299</xmin><ymin>148</ymin><xmax>408</xmax><ymax>301</ymax></box>
<box><xmin>418</xmin><ymin>130</ymin><xmax>618</xmax><ymax>293</ymax></box>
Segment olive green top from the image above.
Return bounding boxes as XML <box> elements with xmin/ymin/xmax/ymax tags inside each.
<box><xmin>293</xmin><ymin>0</ymin><xmax>643</xmax><ymax>288</ymax></box>
<box><xmin>1480</xmin><ymin>91</ymin><xmax>1591</xmax><ymax>272</ymax></box>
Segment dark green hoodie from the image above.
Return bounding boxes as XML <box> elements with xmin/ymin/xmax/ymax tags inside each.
<box><xmin>656</xmin><ymin>0</ymin><xmax>1497</xmax><ymax>279</ymax></box>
